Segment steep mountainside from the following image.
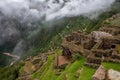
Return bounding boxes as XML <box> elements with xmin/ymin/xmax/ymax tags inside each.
<box><xmin>0</xmin><ymin>12</ymin><xmax>120</xmax><ymax>80</ymax></box>
<box><xmin>0</xmin><ymin>1</ymin><xmax>120</xmax><ymax>79</ymax></box>
<box><xmin>15</xmin><ymin>13</ymin><xmax>120</xmax><ymax>80</ymax></box>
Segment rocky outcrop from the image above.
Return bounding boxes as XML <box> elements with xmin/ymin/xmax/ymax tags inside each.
<box><xmin>91</xmin><ymin>31</ymin><xmax>112</xmax><ymax>42</ymax></box>
<box><xmin>92</xmin><ymin>65</ymin><xmax>106</xmax><ymax>80</ymax></box>
<box><xmin>107</xmin><ymin>69</ymin><xmax>120</xmax><ymax>80</ymax></box>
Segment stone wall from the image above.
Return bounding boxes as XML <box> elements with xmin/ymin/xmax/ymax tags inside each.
<box><xmin>60</xmin><ymin>25</ymin><xmax>120</xmax><ymax>69</ymax></box>
<box><xmin>102</xmin><ymin>36</ymin><xmax>120</xmax><ymax>49</ymax></box>
<box><xmin>62</xmin><ymin>46</ymin><xmax>72</xmax><ymax>59</ymax></box>
<box><xmin>99</xmin><ymin>25</ymin><xmax>120</xmax><ymax>36</ymax></box>
<box><xmin>92</xmin><ymin>49</ymin><xmax>112</xmax><ymax>58</ymax></box>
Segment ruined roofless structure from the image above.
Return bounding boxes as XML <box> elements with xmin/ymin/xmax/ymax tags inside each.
<box><xmin>56</xmin><ymin>24</ymin><xmax>120</xmax><ymax>68</ymax></box>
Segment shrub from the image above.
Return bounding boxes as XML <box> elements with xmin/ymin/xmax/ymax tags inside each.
<box><xmin>73</xmin><ymin>53</ymin><xmax>82</xmax><ymax>61</ymax></box>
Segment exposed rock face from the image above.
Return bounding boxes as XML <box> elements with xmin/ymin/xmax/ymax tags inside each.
<box><xmin>91</xmin><ymin>31</ymin><xmax>112</xmax><ymax>42</ymax></box>
<box><xmin>107</xmin><ymin>69</ymin><xmax>120</xmax><ymax>80</ymax></box>
<box><xmin>92</xmin><ymin>65</ymin><xmax>106</xmax><ymax>80</ymax></box>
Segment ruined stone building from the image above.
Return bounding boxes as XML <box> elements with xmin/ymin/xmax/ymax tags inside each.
<box><xmin>56</xmin><ymin>25</ymin><xmax>120</xmax><ymax>68</ymax></box>
<box><xmin>86</xmin><ymin>25</ymin><xmax>120</xmax><ymax>68</ymax></box>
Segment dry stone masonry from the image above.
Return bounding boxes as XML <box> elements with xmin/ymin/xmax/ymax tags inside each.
<box><xmin>58</xmin><ymin>24</ymin><xmax>120</xmax><ymax>68</ymax></box>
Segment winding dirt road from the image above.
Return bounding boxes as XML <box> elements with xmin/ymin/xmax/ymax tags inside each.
<box><xmin>3</xmin><ymin>53</ymin><xmax>20</xmax><ymax>66</ymax></box>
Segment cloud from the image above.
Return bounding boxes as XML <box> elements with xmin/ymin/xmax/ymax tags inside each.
<box><xmin>0</xmin><ymin>0</ymin><xmax>116</xmax><ymax>58</ymax></box>
<box><xmin>0</xmin><ymin>0</ymin><xmax>115</xmax><ymax>52</ymax></box>
<box><xmin>0</xmin><ymin>0</ymin><xmax>115</xmax><ymax>22</ymax></box>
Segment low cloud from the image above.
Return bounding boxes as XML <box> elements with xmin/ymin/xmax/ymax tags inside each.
<box><xmin>0</xmin><ymin>0</ymin><xmax>115</xmax><ymax>54</ymax></box>
<box><xmin>0</xmin><ymin>0</ymin><xmax>115</xmax><ymax>23</ymax></box>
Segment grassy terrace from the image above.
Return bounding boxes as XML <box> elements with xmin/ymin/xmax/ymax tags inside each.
<box><xmin>78</xmin><ymin>66</ymin><xmax>96</xmax><ymax>80</ymax></box>
<box><xmin>32</xmin><ymin>48</ymin><xmax>97</xmax><ymax>80</ymax></box>
<box><xmin>0</xmin><ymin>3</ymin><xmax>120</xmax><ymax>79</ymax></box>
<box><xmin>33</xmin><ymin>48</ymin><xmax>120</xmax><ymax>80</ymax></box>
<box><xmin>40</xmin><ymin>63</ymin><xmax>57</xmax><ymax>80</ymax></box>
<box><xmin>56</xmin><ymin>58</ymin><xmax>86</xmax><ymax>80</ymax></box>
<box><xmin>32</xmin><ymin>50</ymin><xmax>63</xmax><ymax>80</ymax></box>
<box><xmin>32</xmin><ymin>49</ymin><xmax>120</xmax><ymax>80</ymax></box>
<box><xmin>27</xmin><ymin>13</ymin><xmax>120</xmax><ymax>80</ymax></box>
<box><xmin>102</xmin><ymin>62</ymin><xmax>120</xmax><ymax>71</ymax></box>
<box><xmin>33</xmin><ymin>55</ymin><xmax>55</xmax><ymax>80</ymax></box>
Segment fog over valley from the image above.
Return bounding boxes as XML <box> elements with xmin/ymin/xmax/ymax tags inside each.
<box><xmin>0</xmin><ymin>0</ymin><xmax>115</xmax><ymax>59</ymax></box>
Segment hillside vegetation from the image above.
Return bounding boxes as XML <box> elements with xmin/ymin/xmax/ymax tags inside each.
<box><xmin>0</xmin><ymin>1</ymin><xmax>120</xmax><ymax>80</ymax></box>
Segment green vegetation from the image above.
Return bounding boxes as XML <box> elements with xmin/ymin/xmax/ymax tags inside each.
<box><xmin>40</xmin><ymin>63</ymin><xmax>57</xmax><ymax>80</ymax></box>
<box><xmin>32</xmin><ymin>53</ymin><xmax>87</xmax><ymax>80</ymax></box>
<box><xmin>19</xmin><ymin>66</ymin><xmax>24</xmax><ymax>76</ymax></box>
<box><xmin>73</xmin><ymin>53</ymin><xmax>82</xmax><ymax>61</ymax></box>
<box><xmin>110</xmin><ymin>18</ymin><xmax>120</xmax><ymax>26</ymax></box>
<box><xmin>39</xmin><ymin>55</ymin><xmax>54</xmax><ymax>79</ymax></box>
<box><xmin>56</xmin><ymin>49</ymin><xmax>63</xmax><ymax>55</ymax></box>
<box><xmin>102</xmin><ymin>62</ymin><xmax>120</xmax><ymax>71</ymax></box>
<box><xmin>23</xmin><ymin>9</ymin><xmax>117</xmax><ymax>59</ymax></box>
<box><xmin>0</xmin><ymin>1</ymin><xmax>120</xmax><ymax>79</ymax></box>
<box><xmin>0</xmin><ymin>61</ymin><xmax>24</xmax><ymax>80</ymax></box>
<box><xmin>56</xmin><ymin>64</ymin><xmax>72</xmax><ymax>80</ymax></box>
<box><xmin>57</xmin><ymin>57</ymin><xmax>85</xmax><ymax>80</ymax></box>
<box><xmin>32</xmin><ymin>55</ymin><xmax>56</xmax><ymax>80</ymax></box>
<box><xmin>66</xmin><ymin>58</ymin><xmax>85</xmax><ymax>80</ymax></box>
<box><xmin>78</xmin><ymin>66</ymin><xmax>96</xmax><ymax>80</ymax></box>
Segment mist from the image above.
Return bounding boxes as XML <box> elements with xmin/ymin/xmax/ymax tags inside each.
<box><xmin>0</xmin><ymin>0</ymin><xmax>116</xmax><ymax>56</ymax></box>
<box><xmin>0</xmin><ymin>0</ymin><xmax>115</xmax><ymax>23</ymax></box>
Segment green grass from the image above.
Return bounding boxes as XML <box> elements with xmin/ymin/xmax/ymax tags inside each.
<box><xmin>56</xmin><ymin>64</ymin><xmax>72</xmax><ymax>80</ymax></box>
<box><xmin>78</xmin><ymin>66</ymin><xmax>96</xmax><ymax>80</ymax></box>
<box><xmin>32</xmin><ymin>55</ymin><xmax>54</xmax><ymax>79</ymax></box>
<box><xmin>56</xmin><ymin>57</ymin><xmax>85</xmax><ymax>80</ymax></box>
<box><xmin>110</xmin><ymin>18</ymin><xmax>120</xmax><ymax>26</ymax></box>
<box><xmin>67</xmin><ymin>58</ymin><xmax>85</xmax><ymax>80</ymax></box>
<box><xmin>102</xmin><ymin>62</ymin><xmax>120</xmax><ymax>71</ymax></box>
<box><xmin>33</xmin><ymin>49</ymin><xmax>62</xmax><ymax>80</ymax></box>
<box><xmin>56</xmin><ymin>49</ymin><xmax>63</xmax><ymax>55</ymax></box>
<box><xmin>39</xmin><ymin>55</ymin><xmax>54</xmax><ymax>79</ymax></box>
<box><xmin>41</xmin><ymin>63</ymin><xmax>57</xmax><ymax>80</ymax></box>
<box><xmin>19</xmin><ymin>66</ymin><xmax>24</xmax><ymax>75</ymax></box>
